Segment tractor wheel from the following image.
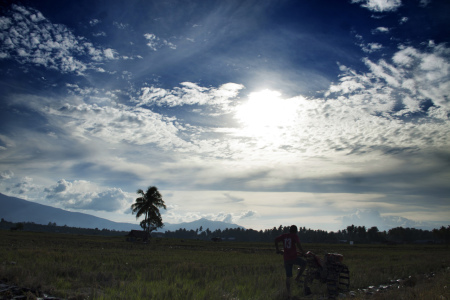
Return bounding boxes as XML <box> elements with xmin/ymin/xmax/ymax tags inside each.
<box><xmin>325</xmin><ymin>264</ymin><xmax>340</xmax><ymax>298</ymax></box>
<box><xmin>326</xmin><ymin>263</ymin><xmax>350</xmax><ymax>299</ymax></box>
<box><xmin>338</xmin><ymin>264</ymin><xmax>350</xmax><ymax>292</ymax></box>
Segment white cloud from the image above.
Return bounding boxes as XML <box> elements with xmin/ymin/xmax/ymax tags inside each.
<box><xmin>341</xmin><ymin>209</ymin><xmax>383</xmax><ymax>228</ymax></box>
<box><xmin>0</xmin><ymin>5</ymin><xmax>118</xmax><ymax>74</ymax></box>
<box><xmin>30</xmin><ymin>12</ymin><xmax>45</xmax><ymax>22</ymax></box>
<box><xmin>144</xmin><ymin>33</ymin><xmax>158</xmax><ymax>51</ymax></box>
<box><xmin>44</xmin><ymin>179</ymin><xmax>132</xmax><ymax>212</ymax></box>
<box><xmin>361</xmin><ymin>42</ymin><xmax>383</xmax><ymax>53</ymax></box>
<box><xmin>5</xmin><ymin>176</ymin><xmax>40</xmax><ymax>195</ymax></box>
<box><xmin>113</xmin><ymin>22</ymin><xmax>129</xmax><ymax>30</ymax></box>
<box><xmin>46</xmin><ymin>102</ymin><xmax>191</xmax><ymax>150</ymax></box>
<box><xmin>372</xmin><ymin>26</ymin><xmax>390</xmax><ymax>34</ymax></box>
<box><xmin>160</xmin><ymin>190</ymin><xmax>445</xmax><ymax>231</ymax></box>
<box><xmin>92</xmin><ymin>31</ymin><xmax>106</xmax><ymax>37</ymax></box>
<box><xmin>65</xmin><ymin>84</ymin><xmax>121</xmax><ymax>105</ymax></box>
<box><xmin>340</xmin><ymin>208</ymin><xmax>436</xmax><ymax>231</ymax></box>
<box><xmin>0</xmin><ymin>170</ymin><xmax>14</xmax><ymax>180</ymax></box>
<box><xmin>89</xmin><ymin>19</ymin><xmax>100</xmax><ymax>26</ymax></box>
<box><xmin>138</xmin><ymin>82</ymin><xmax>244</xmax><ymax>110</ymax></box>
<box><xmin>331</xmin><ymin>43</ymin><xmax>450</xmax><ymax>112</ymax></box>
<box><xmin>352</xmin><ymin>0</ymin><xmax>402</xmax><ymax>12</ymax></box>
<box><xmin>392</xmin><ymin>46</ymin><xmax>418</xmax><ymax>67</ymax></box>
<box><xmin>211</xmin><ymin>43</ymin><xmax>450</xmax><ymax>179</ymax></box>
<box><xmin>164</xmin><ymin>210</ymin><xmax>257</xmax><ymax>226</ymax></box>
<box><xmin>0</xmin><ymin>16</ymin><xmax>12</xmax><ymax>29</ymax></box>
<box><xmin>0</xmin><ymin>134</ymin><xmax>15</xmax><ymax>150</ymax></box>
<box><xmin>163</xmin><ymin>40</ymin><xmax>177</xmax><ymax>50</ymax></box>
<box><xmin>144</xmin><ymin>33</ymin><xmax>177</xmax><ymax>51</ymax></box>
<box><xmin>127</xmin><ymin>41</ymin><xmax>450</xmax><ymax>168</ymax></box>
<box><xmin>239</xmin><ymin>210</ymin><xmax>257</xmax><ymax>220</ymax></box>
<box><xmin>217</xmin><ymin>212</ymin><xmax>233</xmax><ymax>223</ymax></box>
<box><xmin>103</xmin><ymin>48</ymin><xmax>117</xmax><ymax>59</ymax></box>
<box><xmin>4</xmin><ymin>43</ymin><xmax>449</xmax><ymax>193</ymax></box>
<box><xmin>419</xmin><ymin>0</ymin><xmax>431</xmax><ymax>7</ymax></box>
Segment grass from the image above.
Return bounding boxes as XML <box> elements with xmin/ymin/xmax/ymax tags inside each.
<box><xmin>0</xmin><ymin>230</ymin><xmax>449</xmax><ymax>299</ymax></box>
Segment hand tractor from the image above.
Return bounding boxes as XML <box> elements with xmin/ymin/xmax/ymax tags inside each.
<box><xmin>302</xmin><ymin>251</ymin><xmax>350</xmax><ymax>299</ymax></box>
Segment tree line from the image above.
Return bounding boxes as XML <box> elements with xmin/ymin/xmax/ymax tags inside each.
<box><xmin>2</xmin><ymin>217</ymin><xmax>449</xmax><ymax>244</ymax></box>
<box><xmin>129</xmin><ymin>186</ymin><xmax>449</xmax><ymax>244</ymax></box>
<box><xmin>0</xmin><ymin>218</ymin><xmax>128</xmax><ymax>236</ymax></box>
<box><xmin>162</xmin><ymin>224</ymin><xmax>450</xmax><ymax>244</ymax></box>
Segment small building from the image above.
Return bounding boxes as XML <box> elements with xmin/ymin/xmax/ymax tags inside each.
<box><xmin>151</xmin><ymin>232</ymin><xmax>165</xmax><ymax>238</ymax></box>
<box><xmin>126</xmin><ymin>230</ymin><xmax>150</xmax><ymax>242</ymax></box>
<box><xmin>413</xmin><ymin>239</ymin><xmax>435</xmax><ymax>244</ymax></box>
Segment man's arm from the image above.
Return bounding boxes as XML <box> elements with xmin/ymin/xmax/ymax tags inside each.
<box><xmin>296</xmin><ymin>240</ymin><xmax>305</xmax><ymax>256</ymax></box>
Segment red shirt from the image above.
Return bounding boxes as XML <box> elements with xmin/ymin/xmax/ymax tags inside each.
<box><xmin>275</xmin><ymin>233</ymin><xmax>301</xmax><ymax>261</ymax></box>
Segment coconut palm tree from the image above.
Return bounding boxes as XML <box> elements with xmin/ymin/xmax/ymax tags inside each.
<box><xmin>131</xmin><ymin>186</ymin><xmax>166</xmax><ymax>234</ymax></box>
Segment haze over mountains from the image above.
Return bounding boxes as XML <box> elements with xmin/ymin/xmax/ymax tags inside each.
<box><xmin>0</xmin><ymin>193</ymin><xmax>243</xmax><ymax>232</ymax></box>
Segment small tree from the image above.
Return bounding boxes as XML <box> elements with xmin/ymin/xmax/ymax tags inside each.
<box><xmin>367</xmin><ymin>226</ymin><xmax>382</xmax><ymax>242</ymax></box>
<box><xmin>131</xmin><ymin>186</ymin><xmax>166</xmax><ymax>234</ymax></box>
<box><xmin>433</xmin><ymin>226</ymin><xmax>450</xmax><ymax>243</ymax></box>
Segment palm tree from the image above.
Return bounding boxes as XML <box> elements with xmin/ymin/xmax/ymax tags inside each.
<box><xmin>131</xmin><ymin>186</ymin><xmax>167</xmax><ymax>234</ymax></box>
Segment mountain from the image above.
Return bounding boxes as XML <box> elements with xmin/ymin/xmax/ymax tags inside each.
<box><xmin>0</xmin><ymin>193</ymin><xmax>243</xmax><ymax>233</ymax></box>
<box><xmin>0</xmin><ymin>193</ymin><xmax>141</xmax><ymax>231</ymax></box>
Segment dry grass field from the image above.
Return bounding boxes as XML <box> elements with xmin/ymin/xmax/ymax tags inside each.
<box><xmin>0</xmin><ymin>230</ymin><xmax>448</xmax><ymax>299</ymax></box>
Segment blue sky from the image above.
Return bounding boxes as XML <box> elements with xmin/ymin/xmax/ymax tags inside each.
<box><xmin>0</xmin><ymin>0</ymin><xmax>449</xmax><ymax>231</ymax></box>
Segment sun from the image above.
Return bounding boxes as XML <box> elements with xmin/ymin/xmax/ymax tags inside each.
<box><xmin>235</xmin><ymin>89</ymin><xmax>298</xmax><ymax>137</ymax></box>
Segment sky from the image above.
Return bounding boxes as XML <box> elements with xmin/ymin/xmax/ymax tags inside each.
<box><xmin>0</xmin><ymin>0</ymin><xmax>449</xmax><ymax>232</ymax></box>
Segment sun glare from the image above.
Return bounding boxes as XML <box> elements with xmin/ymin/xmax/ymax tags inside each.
<box><xmin>235</xmin><ymin>89</ymin><xmax>298</xmax><ymax>137</ymax></box>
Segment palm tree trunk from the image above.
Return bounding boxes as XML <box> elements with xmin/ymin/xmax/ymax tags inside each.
<box><xmin>145</xmin><ymin>211</ymin><xmax>149</xmax><ymax>234</ymax></box>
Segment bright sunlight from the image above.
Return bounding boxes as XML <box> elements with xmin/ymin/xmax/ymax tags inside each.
<box><xmin>235</xmin><ymin>89</ymin><xmax>298</xmax><ymax>137</ymax></box>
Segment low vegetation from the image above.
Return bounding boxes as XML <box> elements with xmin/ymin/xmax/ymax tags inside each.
<box><xmin>1</xmin><ymin>230</ymin><xmax>449</xmax><ymax>299</ymax></box>
<box><xmin>0</xmin><ymin>219</ymin><xmax>128</xmax><ymax>236</ymax></box>
<box><xmin>3</xmin><ymin>218</ymin><xmax>449</xmax><ymax>245</ymax></box>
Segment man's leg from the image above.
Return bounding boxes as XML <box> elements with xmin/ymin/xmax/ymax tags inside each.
<box><xmin>295</xmin><ymin>257</ymin><xmax>307</xmax><ymax>282</ymax></box>
<box><xmin>286</xmin><ymin>277</ymin><xmax>292</xmax><ymax>297</ymax></box>
<box><xmin>293</xmin><ymin>257</ymin><xmax>311</xmax><ymax>295</ymax></box>
<box><xmin>284</xmin><ymin>261</ymin><xmax>294</xmax><ymax>298</ymax></box>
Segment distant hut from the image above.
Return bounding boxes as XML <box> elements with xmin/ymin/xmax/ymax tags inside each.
<box><xmin>126</xmin><ymin>230</ymin><xmax>150</xmax><ymax>242</ymax></box>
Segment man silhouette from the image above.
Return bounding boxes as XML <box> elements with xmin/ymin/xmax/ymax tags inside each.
<box><xmin>275</xmin><ymin>225</ymin><xmax>307</xmax><ymax>298</ymax></box>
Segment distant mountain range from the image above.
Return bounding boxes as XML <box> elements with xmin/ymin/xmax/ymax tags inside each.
<box><xmin>0</xmin><ymin>193</ymin><xmax>243</xmax><ymax>232</ymax></box>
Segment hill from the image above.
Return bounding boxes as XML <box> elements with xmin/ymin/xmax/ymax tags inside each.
<box><xmin>0</xmin><ymin>193</ymin><xmax>141</xmax><ymax>231</ymax></box>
